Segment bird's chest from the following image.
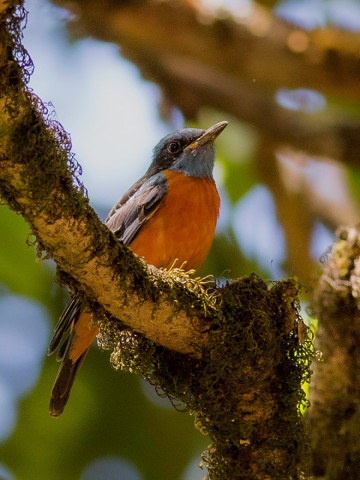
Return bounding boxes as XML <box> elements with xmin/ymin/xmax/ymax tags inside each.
<box><xmin>129</xmin><ymin>171</ymin><xmax>220</xmax><ymax>270</ymax></box>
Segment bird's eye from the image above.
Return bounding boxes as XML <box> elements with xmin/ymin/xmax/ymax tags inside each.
<box><xmin>167</xmin><ymin>141</ymin><xmax>181</xmax><ymax>154</ymax></box>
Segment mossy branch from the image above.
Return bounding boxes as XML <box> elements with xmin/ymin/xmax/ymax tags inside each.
<box><xmin>0</xmin><ymin>1</ymin><xmax>212</xmax><ymax>356</ymax></box>
<box><xmin>0</xmin><ymin>3</ymin><xmax>315</xmax><ymax>478</ymax></box>
<box><xmin>309</xmin><ymin>226</ymin><xmax>360</xmax><ymax>478</ymax></box>
<box><xmin>100</xmin><ymin>274</ymin><xmax>313</xmax><ymax>479</ymax></box>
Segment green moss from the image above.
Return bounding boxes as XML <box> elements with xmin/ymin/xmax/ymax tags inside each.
<box><xmin>98</xmin><ymin>274</ymin><xmax>314</xmax><ymax>479</ymax></box>
<box><xmin>310</xmin><ymin>227</ymin><xmax>360</xmax><ymax>478</ymax></box>
<box><xmin>0</xmin><ymin>3</ymin><xmax>88</xmax><ymax>253</ymax></box>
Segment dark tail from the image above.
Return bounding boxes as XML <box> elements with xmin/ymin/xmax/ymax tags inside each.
<box><xmin>49</xmin><ymin>298</ymin><xmax>97</xmax><ymax>417</ymax></box>
<box><xmin>49</xmin><ymin>349</ymin><xmax>89</xmax><ymax>417</ymax></box>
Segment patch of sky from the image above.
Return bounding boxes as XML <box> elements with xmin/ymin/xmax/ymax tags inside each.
<box><xmin>276</xmin><ymin>89</ymin><xmax>326</xmax><ymax>113</ymax></box>
<box><xmin>0</xmin><ymin>295</ymin><xmax>49</xmax><ymax>441</ymax></box>
<box><xmin>233</xmin><ymin>185</ymin><xmax>286</xmax><ymax>278</ymax></box>
<box><xmin>275</xmin><ymin>0</ymin><xmax>326</xmax><ymax>29</ymax></box>
<box><xmin>181</xmin><ymin>455</ymin><xmax>205</xmax><ymax>480</ymax></box>
<box><xmin>0</xmin><ymin>463</ymin><xmax>14</xmax><ymax>480</ymax></box>
<box><xmin>24</xmin><ymin>0</ymin><xmax>173</xmax><ymax>208</ymax></box>
<box><xmin>327</xmin><ymin>0</ymin><xmax>360</xmax><ymax>31</ymax></box>
<box><xmin>311</xmin><ymin>222</ymin><xmax>334</xmax><ymax>261</ymax></box>
<box><xmin>276</xmin><ymin>0</ymin><xmax>360</xmax><ymax>31</ymax></box>
<box><xmin>80</xmin><ymin>457</ymin><xmax>143</xmax><ymax>480</ymax></box>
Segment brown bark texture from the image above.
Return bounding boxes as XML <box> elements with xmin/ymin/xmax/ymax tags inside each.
<box><xmin>310</xmin><ymin>227</ymin><xmax>360</xmax><ymax>480</ymax></box>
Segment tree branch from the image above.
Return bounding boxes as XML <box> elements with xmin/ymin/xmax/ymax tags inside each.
<box><xmin>309</xmin><ymin>226</ymin><xmax>360</xmax><ymax>478</ymax></box>
<box><xmin>53</xmin><ymin>0</ymin><xmax>360</xmax><ymax>166</ymax></box>
<box><xmin>0</xmin><ymin>2</ymin><xmax>212</xmax><ymax>357</ymax></box>
<box><xmin>255</xmin><ymin>139</ymin><xmax>317</xmax><ymax>283</ymax></box>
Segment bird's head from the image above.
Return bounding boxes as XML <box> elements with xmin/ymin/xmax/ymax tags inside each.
<box><xmin>148</xmin><ymin>121</ymin><xmax>228</xmax><ymax>178</ymax></box>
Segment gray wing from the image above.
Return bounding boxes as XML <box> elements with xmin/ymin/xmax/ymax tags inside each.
<box><xmin>105</xmin><ymin>172</ymin><xmax>168</xmax><ymax>246</ymax></box>
<box><xmin>49</xmin><ymin>173</ymin><xmax>167</xmax><ymax>361</ymax></box>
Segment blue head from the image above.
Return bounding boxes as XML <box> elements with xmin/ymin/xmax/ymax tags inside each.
<box><xmin>148</xmin><ymin>121</ymin><xmax>228</xmax><ymax>178</ymax></box>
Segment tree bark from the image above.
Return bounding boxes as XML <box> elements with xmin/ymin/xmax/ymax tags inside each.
<box><xmin>309</xmin><ymin>226</ymin><xmax>360</xmax><ymax>479</ymax></box>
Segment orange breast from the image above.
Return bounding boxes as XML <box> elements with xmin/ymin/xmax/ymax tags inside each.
<box><xmin>129</xmin><ymin>170</ymin><xmax>220</xmax><ymax>271</ymax></box>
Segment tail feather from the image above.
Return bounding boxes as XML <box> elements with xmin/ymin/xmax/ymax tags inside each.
<box><xmin>49</xmin><ymin>299</ymin><xmax>97</xmax><ymax>417</ymax></box>
<box><xmin>49</xmin><ymin>349</ymin><xmax>89</xmax><ymax>417</ymax></box>
<box><xmin>48</xmin><ymin>297</ymin><xmax>81</xmax><ymax>355</ymax></box>
<box><xmin>56</xmin><ymin>336</ymin><xmax>69</xmax><ymax>362</ymax></box>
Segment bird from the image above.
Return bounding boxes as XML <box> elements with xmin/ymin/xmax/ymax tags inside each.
<box><xmin>48</xmin><ymin>120</ymin><xmax>228</xmax><ymax>417</ymax></box>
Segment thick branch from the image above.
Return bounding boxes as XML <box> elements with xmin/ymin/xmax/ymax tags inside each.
<box><xmin>255</xmin><ymin>139</ymin><xmax>317</xmax><ymax>283</ymax></box>
<box><xmin>0</xmin><ymin>159</ymin><xmax>212</xmax><ymax>356</ymax></box>
<box><xmin>63</xmin><ymin>0</ymin><xmax>360</xmax><ymax>99</ymax></box>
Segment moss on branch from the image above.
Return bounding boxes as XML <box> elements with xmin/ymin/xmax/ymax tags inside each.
<box><xmin>101</xmin><ymin>274</ymin><xmax>313</xmax><ymax>479</ymax></box>
<box><xmin>309</xmin><ymin>227</ymin><xmax>360</xmax><ymax>478</ymax></box>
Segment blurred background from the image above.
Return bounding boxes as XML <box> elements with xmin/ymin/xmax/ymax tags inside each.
<box><xmin>1</xmin><ymin>0</ymin><xmax>360</xmax><ymax>478</ymax></box>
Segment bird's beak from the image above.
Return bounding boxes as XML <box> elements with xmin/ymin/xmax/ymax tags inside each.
<box><xmin>184</xmin><ymin>121</ymin><xmax>228</xmax><ymax>150</ymax></box>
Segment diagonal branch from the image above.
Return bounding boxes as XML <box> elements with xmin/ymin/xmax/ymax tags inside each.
<box><xmin>0</xmin><ymin>1</ymin><xmax>212</xmax><ymax>357</ymax></box>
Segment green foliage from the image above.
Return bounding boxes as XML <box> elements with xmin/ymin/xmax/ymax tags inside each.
<box><xmin>222</xmin><ymin>161</ymin><xmax>256</xmax><ymax>205</ymax></box>
<box><xmin>0</xmin><ymin>206</ymin><xmax>52</xmax><ymax>301</ymax></box>
<box><xmin>347</xmin><ymin>166</ymin><xmax>360</xmax><ymax>210</ymax></box>
<box><xmin>0</xmin><ymin>352</ymin><xmax>208</xmax><ymax>480</ymax></box>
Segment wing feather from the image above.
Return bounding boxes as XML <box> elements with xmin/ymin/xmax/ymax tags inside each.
<box><xmin>49</xmin><ymin>172</ymin><xmax>168</xmax><ymax>359</ymax></box>
<box><xmin>105</xmin><ymin>172</ymin><xmax>167</xmax><ymax>245</ymax></box>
